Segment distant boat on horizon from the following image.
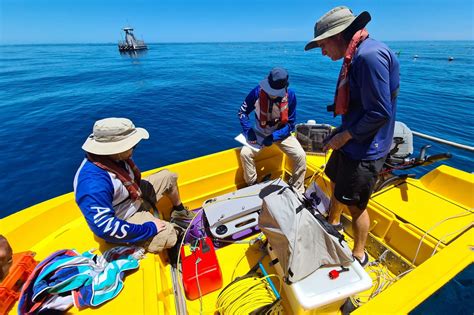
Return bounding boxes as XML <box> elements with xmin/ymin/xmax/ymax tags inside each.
<box><xmin>118</xmin><ymin>27</ymin><xmax>147</xmax><ymax>52</ymax></box>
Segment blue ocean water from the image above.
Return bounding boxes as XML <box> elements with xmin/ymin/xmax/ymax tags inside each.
<box><xmin>0</xmin><ymin>41</ymin><xmax>473</xmax><ymax>218</ymax></box>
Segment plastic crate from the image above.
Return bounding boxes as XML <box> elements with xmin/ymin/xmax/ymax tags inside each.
<box><xmin>0</xmin><ymin>251</ymin><xmax>37</xmax><ymax>315</ymax></box>
<box><xmin>295</xmin><ymin>123</ymin><xmax>333</xmax><ymax>155</ymax></box>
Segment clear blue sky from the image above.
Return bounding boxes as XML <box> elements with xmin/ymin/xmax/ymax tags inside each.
<box><xmin>1</xmin><ymin>0</ymin><xmax>473</xmax><ymax>44</ymax></box>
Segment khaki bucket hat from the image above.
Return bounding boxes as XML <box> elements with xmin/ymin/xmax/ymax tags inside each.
<box><xmin>304</xmin><ymin>6</ymin><xmax>371</xmax><ymax>51</ymax></box>
<box><xmin>82</xmin><ymin>117</ymin><xmax>149</xmax><ymax>155</ymax></box>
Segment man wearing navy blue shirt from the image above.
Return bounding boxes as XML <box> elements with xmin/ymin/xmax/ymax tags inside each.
<box><xmin>238</xmin><ymin>68</ymin><xmax>306</xmax><ymax>192</ymax></box>
<box><xmin>305</xmin><ymin>7</ymin><xmax>399</xmax><ymax>266</ymax></box>
<box><xmin>74</xmin><ymin>118</ymin><xmax>194</xmax><ymax>253</ymax></box>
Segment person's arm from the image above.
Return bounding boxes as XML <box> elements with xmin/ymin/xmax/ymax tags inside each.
<box><xmin>75</xmin><ymin>172</ymin><xmax>158</xmax><ymax>244</ymax></box>
<box><xmin>347</xmin><ymin>50</ymin><xmax>393</xmax><ymax>142</ymax></box>
<box><xmin>238</xmin><ymin>86</ymin><xmax>259</xmax><ymax>137</ymax></box>
<box><xmin>272</xmin><ymin>91</ymin><xmax>297</xmax><ymax>141</ymax></box>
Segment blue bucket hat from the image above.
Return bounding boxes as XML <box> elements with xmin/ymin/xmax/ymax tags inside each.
<box><xmin>259</xmin><ymin>68</ymin><xmax>289</xmax><ymax>97</ymax></box>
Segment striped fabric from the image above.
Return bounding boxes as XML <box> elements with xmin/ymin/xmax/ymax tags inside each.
<box><xmin>18</xmin><ymin>246</ymin><xmax>144</xmax><ymax>314</ymax></box>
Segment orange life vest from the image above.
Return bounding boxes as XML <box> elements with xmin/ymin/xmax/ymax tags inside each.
<box><xmin>333</xmin><ymin>29</ymin><xmax>369</xmax><ymax>116</ymax></box>
<box><xmin>258</xmin><ymin>89</ymin><xmax>289</xmax><ymax>128</ymax></box>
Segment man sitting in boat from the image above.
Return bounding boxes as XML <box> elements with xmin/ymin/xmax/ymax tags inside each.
<box><xmin>305</xmin><ymin>6</ymin><xmax>399</xmax><ymax>266</ymax></box>
<box><xmin>0</xmin><ymin>235</ymin><xmax>12</xmax><ymax>282</ymax></box>
<box><xmin>73</xmin><ymin>118</ymin><xmax>194</xmax><ymax>253</ymax></box>
<box><xmin>238</xmin><ymin>68</ymin><xmax>306</xmax><ymax>193</ymax></box>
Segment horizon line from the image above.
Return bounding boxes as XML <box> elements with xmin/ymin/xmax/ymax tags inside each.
<box><xmin>1</xmin><ymin>39</ymin><xmax>473</xmax><ymax>46</ymax></box>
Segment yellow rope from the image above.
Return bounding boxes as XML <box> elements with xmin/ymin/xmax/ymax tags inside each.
<box><xmin>216</xmin><ymin>274</ymin><xmax>283</xmax><ymax>315</ymax></box>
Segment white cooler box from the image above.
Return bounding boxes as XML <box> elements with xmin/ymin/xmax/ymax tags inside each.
<box><xmin>267</xmin><ymin>244</ymin><xmax>372</xmax><ymax>314</ymax></box>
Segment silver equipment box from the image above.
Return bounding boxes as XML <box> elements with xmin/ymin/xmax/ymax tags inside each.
<box><xmin>203</xmin><ymin>179</ymin><xmax>288</xmax><ymax>239</ymax></box>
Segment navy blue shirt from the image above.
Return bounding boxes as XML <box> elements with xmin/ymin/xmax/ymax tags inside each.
<box><xmin>340</xmin><ymin>38</ymin><xmax>400</xmax><ymax>160</ymax></box>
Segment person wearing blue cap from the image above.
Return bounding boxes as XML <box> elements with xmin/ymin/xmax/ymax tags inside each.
<box><xmin>238</xmin><ymin>68</ymin><xmax>306</xmax><ymax>193</ymax></box>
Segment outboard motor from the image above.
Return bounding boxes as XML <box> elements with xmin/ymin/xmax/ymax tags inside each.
<box><xmin>388</xmin><ymin>121</ymin><xmax>413</xmax><ymax>163</ymax></box>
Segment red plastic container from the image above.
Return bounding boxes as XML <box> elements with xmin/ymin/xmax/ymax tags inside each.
<box><xmin>0</xmin><ymin>251</ymin><xmax>37</xmax><ymax>315</ymax></box>
<box><xmin>180</xmin><ymin>237</ymin><xmax>223</xmax><ymax>300</ymax></box>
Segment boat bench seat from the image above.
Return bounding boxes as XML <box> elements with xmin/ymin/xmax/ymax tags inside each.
<box><xmin>370</xmin><ymin>174</ymin><xmax>472</xmax><ymax>265</ymax></box>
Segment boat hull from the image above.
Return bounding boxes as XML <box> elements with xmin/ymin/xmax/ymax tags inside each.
<box><xmin>1</xmin><ymin>146</ymin><xmax>472</xmax><ymax>314</ymax></box>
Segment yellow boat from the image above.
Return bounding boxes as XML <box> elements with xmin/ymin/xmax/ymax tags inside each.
<box><xmin>1</xmin><ymin>145</ymin><xmax>472</xmax><ymax>314</ymax></box>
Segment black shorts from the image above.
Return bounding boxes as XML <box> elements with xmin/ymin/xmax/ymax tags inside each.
<box><xmin>325</xmin><ymin>150</ymin><xmax>386</xmax><ymax>210</ymax></box>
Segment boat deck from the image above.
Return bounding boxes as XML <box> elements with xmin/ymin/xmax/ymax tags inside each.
<box><xmin>1</xmin><ymin>147</ymin><xmax>472</xmax><ymax>314</ymax></box>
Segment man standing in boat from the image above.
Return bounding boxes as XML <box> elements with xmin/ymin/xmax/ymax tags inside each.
<box><xmin>238</xmin><ymin>68</ymin><xmax>306</xmax><ymax>193</ymax></box>
<box><xmin>305</xmin><ymin>7</ymin><xmax>399</xmax><ymax>266</ymax></box>
<box><xmin>73</xmin><ymin>118</ymin><xmax>194</xmax><ymax>253</ymax></box>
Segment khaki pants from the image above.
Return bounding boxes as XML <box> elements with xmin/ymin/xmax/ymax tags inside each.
<box><xmin>125</xmin><ymin>169</ymin><xmax>179</xmax><ymax>253</ymax></box>
<box><xmin>240</xmin><ymin>135</ymin><xmax>307</xmax><ymax>193</ymax></box>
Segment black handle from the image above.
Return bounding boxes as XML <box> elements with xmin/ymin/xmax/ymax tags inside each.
<box><xmin>425</xmin><ymin>152</ymin><xmax>452</xmax><ymax>164</ymax></box>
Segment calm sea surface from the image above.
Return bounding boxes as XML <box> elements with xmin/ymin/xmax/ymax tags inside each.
<box><xmin>0</xmin><ymin>41</ymin><xmax>473</xmax><ymax>218</ymax></box>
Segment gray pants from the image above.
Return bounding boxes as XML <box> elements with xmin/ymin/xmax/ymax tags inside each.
<box><xmin>240</xmin><ymin>135</ymin><xmax>307</xmax><ymax>193</ymax></box>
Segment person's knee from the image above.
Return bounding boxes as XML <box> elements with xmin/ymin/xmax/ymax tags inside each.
<box><xmin>348</xmin><ymin>206</ymin><xmax>368</xmax><ymax>221</ymax></box>
<box><xmin>160</xmin><ymin>169</ymin><xmax>178</xmax><ymax>182</ymax></box>
<box><xmin>157</xmin><ymin>169</ymin><xmax>179</xmax><ymax>193</ymax></box>
<box><xmin>240</xmin><ymin>147</ymin><xmax>254</xmax><ymax>160</ymax></box>
<box><xmin>146</xmin><ymin>223</ymin><xmax>177</xmax><ymax>253</ymax></box>
<box><xmin>288</xmin><ymin>149</ymin><xmax>306</xmax><ymax>167</ymax></box>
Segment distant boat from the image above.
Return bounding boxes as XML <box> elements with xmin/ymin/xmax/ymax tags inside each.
<box><xmin>118</xmin><ymin>27</ymin><xmax>148</xmax><ymax>52</ymax></box>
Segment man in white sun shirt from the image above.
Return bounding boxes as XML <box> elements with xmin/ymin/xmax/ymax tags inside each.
<box><xmin>74</xmin><ymin>117</ymin><xmax>194</xmax><ymax>253</ymax></box>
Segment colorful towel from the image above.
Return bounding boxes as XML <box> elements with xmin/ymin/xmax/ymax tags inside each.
<box><xmin>18</xmin><ymin>246</ymin><xmax>144</xmax><ymax>314</ymax></box>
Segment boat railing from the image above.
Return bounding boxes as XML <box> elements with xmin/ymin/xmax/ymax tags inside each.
<box><xmin>118</xmin><ymin>40</ymin><xmax>147</xmax><ymax>50</ymax></box>
<box><xmin>412</xmin><ymin>131</ymin><xmax>473</xmax><ymax>152</ymax></box>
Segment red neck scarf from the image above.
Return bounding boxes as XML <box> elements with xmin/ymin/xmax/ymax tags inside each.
<box><xmin>333</xmin><ymin>29</ymin><xmax>369</xmax><ymax>116</ymax></box>
<box><xmin>86</xmin><ymin>153</ymin><xmax>142</xmax><ymax>201</ymax></box>
<box><xmin>258</xmin><ymin>89</ymin><xmax>289</xmax><ymax>128</ymax></box>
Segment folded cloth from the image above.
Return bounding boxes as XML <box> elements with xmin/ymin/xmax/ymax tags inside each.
<box><xmin>18</xmin><ymin>246</ymin><xmax>145</xmax><ymax>314</ymax></box>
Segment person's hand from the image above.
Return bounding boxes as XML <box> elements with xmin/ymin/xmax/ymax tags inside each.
<box><xmin>323</xmin><ymin>127</ymin><xmax>340</xmax><ymax>145</ymax></box>
<box><xmin>152</xmin><ymin>218</ymin><xmax>167</xmax><ymax>233</ymax></box>
<box><xmin>246</xmin><ymin>129</ymin><xmax>257</xmax><ymax>144</ymax></box>
<box><xmin>262</xmin><ymin>134</ymin><xmax>273</xmax><ymax>147</ymax></box>
<box><xmin>323</xmin><ymin>130</ymin><xmax>352</xmax><ymax>151</ymax></box>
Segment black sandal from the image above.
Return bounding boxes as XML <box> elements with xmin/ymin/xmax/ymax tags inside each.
<box><xmin>354</xmin><ymin>252</ymin><xmax>369</xmax><ymax>268</ymax></box>
<box><xmin>331</xmin><ymin>223</ymin><xmax>344</xmax><ymax>232</ymax></box>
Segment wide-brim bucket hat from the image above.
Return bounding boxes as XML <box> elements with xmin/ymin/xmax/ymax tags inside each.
<box><xmin>82</xmin><ymin>117</ymin><xmax>149</xmax><ymax>155</ymax></box>
<box><xmin>259</xmin><ymin>67</ymin><xmax>289</xmax><ymax>97</ymax></box>
<box><xmin>304</xmin><ymin>6</ymin><xmax>371</xmax><ymax>51</ymax></box>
